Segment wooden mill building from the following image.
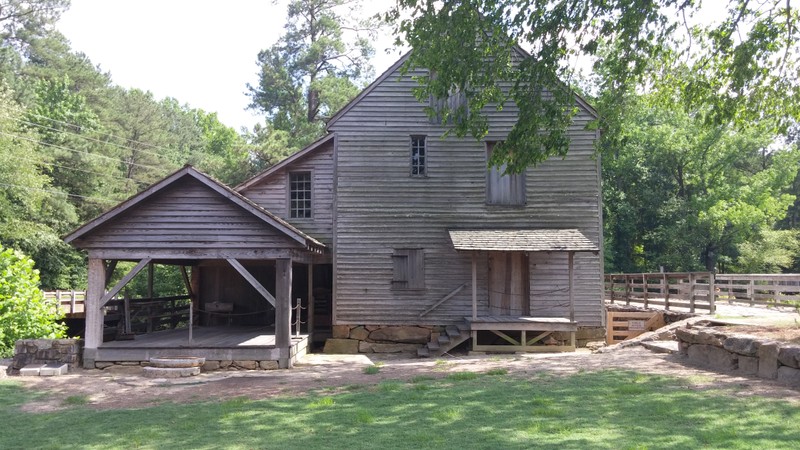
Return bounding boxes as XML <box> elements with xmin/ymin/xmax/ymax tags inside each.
<box><xmin>65</xmin><ymin>50</ymin><xmax>603</xmax><ymax>369</ymax></box>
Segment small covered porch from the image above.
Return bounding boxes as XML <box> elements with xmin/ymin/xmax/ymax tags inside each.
<box><xmin>64</xmin><ymin>166</ymin><xmax>326</xmax><ymax>369</ymax></box>
<box><xmin>450</xmin><ymin>229</ymin><xmax>600</xmax><ymax>353</ymax></box>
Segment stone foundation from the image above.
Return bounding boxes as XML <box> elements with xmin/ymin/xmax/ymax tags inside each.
<box><xmin>324</xmin><ymin>325</ymin><xmax>437</xmax><ymax>354</ymax></box>
<box><xmin>93</xmin><ymin>360</ymin><xmax>281</xmax><ymax>372</ymax></box>
<box><xmin>676</xmin><ymin>325</ymin><xmax>800</xmax><ymax>386</ymax></box>
<box><xmin>324</xmin><ymin>325</ymin><xmax>607</xmax><ymax>354</ymax></box>
<box><xmin>9</xmin><ymin>339</ymin><xmax>83</xmax><ymax>376</ymax></box>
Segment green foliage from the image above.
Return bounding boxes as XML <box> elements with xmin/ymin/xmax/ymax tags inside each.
<box><xmin>0</xmin><ymin>246</ymin><xmax>66</xmax><ymax>357</ymax></box>
<box><xmin>733</xmin><ymin>229</ymin><xmax>800</xmax><ymax>273</ymax></box>
<box><xmin>248</xmin><ymin>0</ymin><xmax>375</xmax><ymax>161</ymax></box>
<box><xmin>391</xmin><ymin>1</ymin><xmax>800</xmax><ymax>172</ymax></box>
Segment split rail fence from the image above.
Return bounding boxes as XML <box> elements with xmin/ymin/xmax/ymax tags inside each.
<box><xmin>605</xmin><ymin>273</ymin><xmax>800</xmax><ymax>313</ymax></box>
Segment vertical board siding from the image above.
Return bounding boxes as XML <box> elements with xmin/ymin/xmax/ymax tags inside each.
<box><xmin>329</xmin><ymin>63</ymin><xmax>604</xmax><ymax>326</ymax></box>
<box><xmin>79</xmin><ymin>178</ymin><xmax>304</xmax><ymax>253</ymax></box>
<box><xmin>241</xmin><ymin>142</ymin><xmax>335</xmax><ymax>245</ymax></box>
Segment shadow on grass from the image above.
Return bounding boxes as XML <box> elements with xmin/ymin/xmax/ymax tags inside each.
<box><xmin>1</xmin><ymin>370</ymin><xmax>799</xmax><ymax>449</ymax></box>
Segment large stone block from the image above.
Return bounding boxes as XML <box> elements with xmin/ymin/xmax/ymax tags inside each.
<box><xmin>349</xmin><ymin>326</ymin><xmax>369</xmax><ymax>341</ymax></box>
<box><xmin>358</xmin><ymin>341</ymin><xmax>420</xmax><ymax>353</ymax></box>
<box><xmin>323</xmin><ymin>338</ymin><xmax>359</xmax><ymax>354</ymax></box>
<box><xmin>737</xmin><ymin>356</ymin><xmax>759</xmax><ymax>376</ymax></box>
<box><xmin>688</xmin><ymin>344</ymin><xmax>737</xmax><ymax>371</ymax></box>
<box><xmin>368</xmin><ymin>326</ymin><xmax>430</xmax><ymax>344</ymax></box>
<box><xmin>260</xmin><ymin>360</ymin><xmax>279</xmax><ymax>370</ymax></box>
<box><xmin>675</xmin><ymin>327</ymin><xmax>724</xmax><ymax>347</ymax></box>
<box><xmin>331</xmin><ymin>325</ymin><xmax>351</xmax><ymax>339</ymax></box>
<box><xmin>202</xmin><ymin>360</ymin><xmax>220</xmax><ymax>371</ymax></box>
<box><xmin>723</xmin><ymin>335</ymin><xmax>761</xmax><ymax>356</ymax></box>
<box><xmin>777</xmin><ymin>346</ymin><xmax>800</xmax><ymax>369</ymax></box>
<box><xmin>233</xmin><ymin>360</ymin><xmax>258</xmax><ymax>370</ymax></box>
<box><xmin>777</xmin><ymin>366</ymin><xmax>800</xmax><ymax>385</ymax></box>
<box><xmin>757</xmin><ymin>342</ymin><xmax>780</xmax><ymax>379</ymax></box>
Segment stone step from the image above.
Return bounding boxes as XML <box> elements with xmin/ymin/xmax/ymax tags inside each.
<box><xmin>641</xmin><ymin>340</ymin><xmax>679</xmax><ymax>354</ymax></box>
<box><xmin>40</xmin><ymin>363</ymin><xmax>68</xmax><ymax>376</ymax></box>
<box><xmin>142</xmin><ymin>366</ymin><xmax>201</xmax><ymax>378</ymax></box>
<box><xmin>20</xmin><ymin>364</ymin><xmax>46</xmax><ymax>377</ymax></box>
<box><xmin>148</xmin><ymin>357</ymin><xmax>205</xmax><ymax>368</ymax></box>
<box><xmin>445</xmin><ymin>326</ymin><xmax>461</xmax><ymax>339</ymax></box>
<box><xmin>438</xmin><ymin>335</ymin><xmax>451</xmax><ymax>345</ymax></box>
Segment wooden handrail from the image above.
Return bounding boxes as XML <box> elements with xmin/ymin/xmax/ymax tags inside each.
<box><xmin>419</xmin><ymin>283</ymin><xmax>467</xmax><ymax>318</ymax></box>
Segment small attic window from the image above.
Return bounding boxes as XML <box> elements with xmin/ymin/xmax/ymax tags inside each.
<box><xmin>289</xmin><ymin>172</ymin><xmax>312</xmax><ymax>218</ymax></box>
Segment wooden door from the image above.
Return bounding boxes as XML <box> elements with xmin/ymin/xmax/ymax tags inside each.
<box><xmin>488</xmin><ymin>252</ymin><xmax>530</xmax><ymax>316</ymax></box>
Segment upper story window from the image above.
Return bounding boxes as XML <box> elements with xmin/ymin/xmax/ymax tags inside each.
<box><xmin>486</xmin><ymin>141</ymin><xmax>526</xmax><ymax>206</ymax></box>
<box><xmin>411</xmin><ymin>136</ymin><xmax>426</xmax><ymax>176</ymax></box>
<box><xmin>289</xmin><ymin>171</ymin><xmax>312</xmax><ymax>218</ymax></box>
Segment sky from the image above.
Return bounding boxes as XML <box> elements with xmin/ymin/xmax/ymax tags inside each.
<box><xmin>57</xmin><ymin>0</ymin><xmax>404</xmax><ymax>132</ymax></box>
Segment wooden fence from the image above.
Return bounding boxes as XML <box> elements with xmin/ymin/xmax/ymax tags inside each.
<box><xmin>714</xmin><ymin>274</ymin><xmax>800</xmax><ymax>308</ymax></box>
<box><xmin>45</xmin><ymin>290</ymin><xmax>87</xmax><ymax>317</ymax></box>
<box><xmin>604</xmin><ymin>272</ymin><xmax>716</xmax><ymax>313</ymax></box>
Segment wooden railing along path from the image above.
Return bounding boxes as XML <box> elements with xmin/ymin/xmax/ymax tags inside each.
<box><xmin>605</xmin><ymin>272</ymin><xmax>800</xmax><ymax>313</ymax></box>
<box><xmin>604</xmin><ymin>272</ymin><xmax>716</xmax><ymax>313</ymax></box>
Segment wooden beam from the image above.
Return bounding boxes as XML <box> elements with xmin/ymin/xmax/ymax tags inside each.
<box><xmin>147</xmin><ymin>262</ymin><xmax>154</xmax><ymax>299</ymax></box>
<box><xmin>276</xmin><ymin>258</ymin><xmax>292</xmax><ymax>368</ymax></box>
<box><xmin>307</xmin><ymin>263</ymin><xmax>314</xmax><ymax>336</ymax></box>
<box><xmin>84</xmin><ymin>258</ymin><xmax>106</xmax><ymax>367</ymax></box>
<box><xmin>180</xmin><ymin>266</ymin><xmax>193</xmax><ymax>298</ymax></box>
<box><xmin>226</xmin><ymin>258</ymin><xmax>276</xmax><ymax>307</ymax></box>
<box><xmin>99</xmin><ymin>258</ymin><xmax>152</xmax><ymax>307</ymax></box>
<box><xmin>104</xmin><ymin>260</ymin><xmax>117</xmax><ymax>286</ymax></box>
<box><xmin>471</xmin><ymin>252</ymin><xmax>477</xmax><ymax>320</ymax></box>
<box><xmin>568</xmin><ymin>251</ymin><xmax>575</xmax><ymax>323</ymax></box>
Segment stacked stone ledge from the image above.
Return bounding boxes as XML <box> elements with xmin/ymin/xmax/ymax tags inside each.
<box><xmin>676</xmin><ymin>325</ymin><xmax>800</xmax><ymax>385</ymax></box>
<box><xmin>94</xmin><ymin>359</ymin><xmax>281</xmax><ymax>372</ymax></box>
<box><xmin>9</xmin><ymin>339</ymin><xmax>83</xmax><ymax>376</ymax></box>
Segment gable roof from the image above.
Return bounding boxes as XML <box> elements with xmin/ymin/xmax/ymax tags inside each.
<box><xmin>64</xmin><ymin>165</ymin><xmax>325</xmax><ymax>252</ymax></box>
<box><xmin>326</xmin><ymin>46</ymin><xmax>598</xmax><ymax>128</ymax></box>
<box><xmin>235</xmin><ymin>133</ymin><xmax>335</xmax><ymax>192</ymax></box>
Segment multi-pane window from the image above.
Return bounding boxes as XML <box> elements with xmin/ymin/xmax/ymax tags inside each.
<box><xmin>411</xmin><ymin>136</ymin><xmax>426</xmax><ymax>176</ymax></box>
<box><xmin>289</xmin><ymin>172</ymin><xmax>312</xmax><ymax>218</ymax></box>
<box><xmin>391</xmin><ymin>249</ymin><xmax>425</xmax><ymax>290</ymax></box>
<box><xmin>486</xmin><ymin>141</ymin><xmax>526</xmax><ymax>205</ymax></box>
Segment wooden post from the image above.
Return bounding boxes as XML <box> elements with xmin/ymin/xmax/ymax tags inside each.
<box><xmin>642</xmin><ymin>273</ymin><xmax>648</xmax><ymax>308</ymax></box>
<box><xmin>748</xmin><ymin>279</ymin><xmax>755</xmax><ymax>306</ymax></box>
<box><xmin>624</xmin><ymin>275</ymin><xmax>630</xmax><ymax>305</ymax></box>
<box><xmin>609</xmin><ymin>277</ymin><xmax>615</xmax><ymax>304</ymax></box>
<box><xmin>84</xmin><ymin>258</ymin><xmax>106</xmax><ymax>369</ymax></box>
<box><xmin>708</xmin><ymin>272</ymin><xmax>716</xmax><ymax>314</ymax></box>
<box><xmin>123</xmin><ymin>292</ymin><xmax>132</xmax><ymax>334</ymax></box>
<box><xmin>471</xmin><ymin>252</ymin><xmax>478</xmax><ymax>320</ymax></box>
<box><xmin>295</xmin><ymin>298</ymin><xmax>301</xmax><ymax>337</ymax></box>
<box><xmin>276</xmin><ymin>258</ymin><xmax>292</xmax><ymax>368</ymax></box>
<box><xmin>147</xmin><ymin>261</ymin><xmax>154</xmax><ymax>300</ymax></box>
<box><xmin>689</xmin><ymin>273</ymin><xmax>696</xmax><ymax>313</ymax></box>
<box><xmin>663</xmin><ymin>273</ymin><xmax>670</xmax><ymax>310</ymax></box>
<box><xmin>568</xmin><ymin>252</ymin><xmax>575</xmax><ymax>323</ymax></box>
<box><xmin>307</xmin><ymin>262</ymin><xmax>314</xmax><ymax>337</ymax></box>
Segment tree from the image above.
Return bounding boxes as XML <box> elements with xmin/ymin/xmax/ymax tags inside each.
<box><xmin>248</xmin><ymin>0</ymin><xmax>375</xmax><ymax>151</ymax></box>
<box><xmin>0</xmin><ymin>0</ymin><xmax>69</xmax><ymax>52</ymax></box>
<box><xmin>389</xmin><ymin>1</ymin><xmax>800</xmax><ymax>171</ymax></box>
<box><xmin>0</xmin><ymin>245</ymin><xmax>66</xmax><ymax>357</ymax></box>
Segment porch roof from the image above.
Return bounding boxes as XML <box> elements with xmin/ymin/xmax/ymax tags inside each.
<box><xmin>449</xmin><ymin>229</ymin><xmax>599</xmax><ymax>252</ymax></box>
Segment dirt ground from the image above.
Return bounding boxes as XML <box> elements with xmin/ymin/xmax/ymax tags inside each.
<box><xmin>3</xmin><ymin>346</ymin><xmax>799</xmax><ymax>413</ymax></box>
<box><xmin>3</xmin><ymin>303</ymin><xmax>799</xmax><ymax>412</ymax></box>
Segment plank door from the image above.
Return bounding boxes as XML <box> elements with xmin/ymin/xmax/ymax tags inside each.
<box><xmin>488</xmin><ymin>252</ymin><xmax>530</xmax><ymax>316</ymax></box>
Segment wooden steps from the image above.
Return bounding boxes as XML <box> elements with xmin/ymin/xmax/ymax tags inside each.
<box><xmin>417</xmin><ymin>322</ymin><xmax>470</xmax><ymax>357</ymax></box>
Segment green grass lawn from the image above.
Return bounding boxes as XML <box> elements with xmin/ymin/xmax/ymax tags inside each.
<box><xmin>1</xmin><ymin>370</ymin><xmax>798</xmax><ymax>449</ymax></box>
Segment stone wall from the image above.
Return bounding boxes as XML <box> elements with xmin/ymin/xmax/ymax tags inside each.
<box><xmin>323</xmin><ymin>325</ymin><xmax>607</xmax><ymax>354</ymax></box>
<box><xmin>9</xmin><ymin>339</ymin><xmax>83</xmax><ymax>375</ymax></box>
<box><xmin>324</xmin><ymin>325</ymin><xmax>436</xmax><ymax>354</ymax></box>
<box><xmin>676</xmin><ymin>325</ymin><xmax>800</xmax><ymax>385</ymax></box>
<box><xmin>93</xmin><ymin>360</ymin><xmax>281</xmax><ymax>371</ymax></box>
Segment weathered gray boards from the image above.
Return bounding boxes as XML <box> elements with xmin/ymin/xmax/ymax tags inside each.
<box><xmin>65</xmin><ymin>49</ymin><xmax>604</xmax><ymax>362</ymax></box>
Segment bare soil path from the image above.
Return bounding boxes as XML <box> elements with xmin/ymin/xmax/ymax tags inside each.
<box><xmin>4</xmin><ymin>346</ymin><xmax>799</xmax><ymax>413</ymax></box>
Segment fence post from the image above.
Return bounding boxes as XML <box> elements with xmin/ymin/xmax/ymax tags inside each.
<box><xmin>70</xmin><ymin>290</ymin><xmax>76</xmax><ymax>315</ymax></box>
<box><xmin>642</xmin><ymin>274</ymin><xmax>649</xmax><ymax>308</ymax></box>
<box><xmin>689</xmin><ymin>273</ymin><xmax>696</xmax><ymax>313</ymax></box>
<box><xmin>610</xmin><ymin>276</ymin><xmax>615</xmax><ymax>304</ymax></box>
<box><xmin>748</xmin><ymin>279</ymin><xmax>755</xmax><ymax>306</ymax></box>
<box><xmin>709</xmin><ymin>272</ymin><xmax>716</xmax><ymax>314</ymax></box>
<box><xmin>625</xmin><ymin>275</ymin><xmax>631</xmax><ymax>305</ymax></box>
<box><xmin>663</xmin><ymin>273</ymin><xmax>670</xmax><ymax>311</ymax></box>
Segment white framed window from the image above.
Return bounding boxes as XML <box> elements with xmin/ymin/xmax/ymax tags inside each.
<box><xmin>289</xmin><ymin>171</ymin><xmax>312</xmax><ymax>218</ymax></box>
<box><xmin>486</xmin><ymin>141</ymin><xmax>526</xmax><ymax>205</ymax></box>
<box><xmin>391</xmin><ymin>248</ymin><xmax>425</xmax><ymax>290</ymax></box>
<box><xmin>411</xmin><ymin>136</ymin><xmax>426</xmax><ymax>176</ymax></box>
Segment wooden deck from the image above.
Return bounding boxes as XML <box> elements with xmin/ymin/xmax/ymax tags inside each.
<box><xmin>465</xmin><ymin>316</ymin><xmax>577</xmax><ymax>353</ymax></box>
<box><xmin>96</xmin><ymin>326</ymin><xmax>308</xmax><ymax>363</ymax></box>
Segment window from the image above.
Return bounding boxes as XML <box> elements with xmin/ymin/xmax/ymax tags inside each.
<box><xmin>391</xmin><ymin>249</ymin><xmax>425</xmax><ymax>290</ymax></box>
<box><xmin>411</xmin><ymin>136</ymin><xmax>426</xmax><ymax>176</ymax></box>
<box><xmin>289</xmin><ymin>172</ymin><xmax>312</xmax><ymax>218</ymax></box>
<box><xmin>486</xmin><ymin>141</ymin><xmax>526</xmax><ymax>205</ymax></box>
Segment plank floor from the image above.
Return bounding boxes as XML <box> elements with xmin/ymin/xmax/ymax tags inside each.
<box><xmin>466</xmin><ymin>316</ymin><xmax>573</xmax><ymax>324</ymax></box>
<box><xmin>100</xmin><ymin>326</ymin><xmax>298</xmax><ymax>348</ymax></box>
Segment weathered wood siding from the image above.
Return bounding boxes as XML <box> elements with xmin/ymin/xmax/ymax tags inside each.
<box><xmin>74</xmin><ymin>177</ymin><xmax>306</xmax><ymax>259</ymax></box>
<box><xmin>241</xmin><ymin>142</ymin><xmax>335</xmax><ymax>245</ymax></box>
<box><xmin>329</xmin><ymin>61</ymin><xmax>604</xmax><ymax>326</ymax></box>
